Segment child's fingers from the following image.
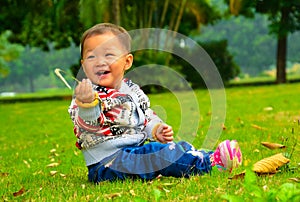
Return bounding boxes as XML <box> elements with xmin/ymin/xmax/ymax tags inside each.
<box><xmin>161</xmin><ymin>124</ymin><xmax>174</xmax><ymax>142</ymax></box>
<box><xmin>163</xmin><ymin>135</ymin><xmax>173</xmax><ymax>142</ymax></box>
<box><xmin>75</xmin><ymin>79</ymin><xmax>94</xmax><ymax>102</ymax></box>
<box><xmin>80</xmin><ymin>79</ymin><xmax>92</xmax><ymax>91</ymax></box>
<box><xmin>162</xmin><ymin>125</ymin><xmax>173</xmax><ymax>134</ymax></box>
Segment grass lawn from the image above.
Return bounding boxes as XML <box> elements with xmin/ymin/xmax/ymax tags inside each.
<box><xmin>1</xmin><ymin>83</ymin><xmax>299</xmax><ymax>201</ymax></box>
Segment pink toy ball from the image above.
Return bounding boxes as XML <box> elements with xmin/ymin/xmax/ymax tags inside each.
<box><xmin>213</xmin><ymin>140</ymin><xmax>242</xmax><ymax>172</ymax></box>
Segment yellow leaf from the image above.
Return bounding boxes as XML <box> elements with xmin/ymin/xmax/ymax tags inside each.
<box><xmin>74</xmin><ymin>150</ymin><xmax>79</xmax><ymax>156</ymax></box>
<box><xmin>60</xmin><ymin>173</ymin><xmax>67</xmax><ymax>178</ymax></box>
<box><xmin>289</xmin><ymin>177</ymin><xmax>300</xmax><ymax>183</ymax></box>
<box><xmin>253</xmin><ymin>153</ymin><xmax>290</xmax><ymax>174</ymax></box>
<box><xmin>261</xmin><ymin>142</ymin><xmax>286</xmax><ymax>150</ymax></box>
<box><xmin>129</xmin><ymin>189</ymin><xmax>136</xmax><ymax>196</ymax></box>
<box><xmin>228</xmin><ymin>170</ymin><xmax>246</xmax><ymax>180</ymax></box>
<box><xmin>263</xmin><ymin>107</ymin><xmax>273</xmax><ymax>111</ymax></box>
<box><xmin>50</xmin><ymin>171</ymin><xmax>58</xmax><ymax>176</ymax></box>
<box><xmin>104</xmin><ymin>193</ymin><xmax>121</xmax><ymax>199</ymax></box>
<box><xmin>50</xmin><ymin>149</ymin><xmax>56</xmax><ymax>153</ymax></box>
<box><xmin>0</xmin><ymin>172</ymin><xmax>9</xmax><ymax>177</ymax></box>
<box><xmin>47</xmin><ymin>162</ymin><xmax>59</xmax><ymax>167</ymax></box>
<box><xmin>23</xmin><ymin>160</ymin><xmax>30</xmax><ymax>168</ymax></box>
<box><xmin>251</xmin><ymin>124</ymin><xmax>266</xmax><ymax>130</ymax></box>
<box><xmin>163</xmin><ymin>188</ymin><xmax>170</xmax><ymax>193</ymax></box>
<box><xmin>162</xmin><ymin>182</ymin><xmax>177</xmax><ymax>187</ymax></box>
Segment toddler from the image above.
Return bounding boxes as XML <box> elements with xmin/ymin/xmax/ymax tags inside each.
<box><xmin>68</xmin><ymin>23</ymin><xmax>242</xmax><ymax>183</ymax></box>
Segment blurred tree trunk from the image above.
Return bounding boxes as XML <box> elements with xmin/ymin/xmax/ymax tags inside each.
<box><xmin>159</xmin><ymin>0</ymin><xmax>169</xmax><ymax>28</ymax></box>
<box><xmin>112</xmin><ymin>0</ymin><xmax>120</xmax><ymax>25</ymax></box>
<box><xmin>228</xmin><ymin>0</ymin><xmax>300</xmax><ymax>84</ymax></box>
<box><xmin>165</xmin><ymin>0</ymin><xmax>187</xmax><ymax>65</ymax></box>
<box><xmin>276</xmin><ymin>35</ymin><xmax>287</xmax><ymax>84</ymax></box>
<box><xmin>276</xmin><ymin>7</ymin><xmax>288</xmax><ymax>84</ymax></box>
<box><xmin>29</xmin><ymin>74</ymin><xmax>35</xmax><ymax>92</ymax></box>
<box><xmin>147</xmin><ymin>1</ymin><xmax>155</xmax><ymax>28</ymax></box>
<box><xmin>173</xmin><ymin>0</ymin><xmax>187</xmax><ymax>34</ymax></box>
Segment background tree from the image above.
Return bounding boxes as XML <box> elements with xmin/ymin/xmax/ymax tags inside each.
<box><xmin>2</xmin><ymin>47</ymin><xmax>48</xmax><ymax>92</ymax></box>
<box><xmin>0</xmin><ymin>0</ymin><xmax>83</xmax><ymax>50</ymax></box>
<box><xmin>198</xmin><ymin>14</ymin><xmax>278</xmax><ymax>76</ymax></box>
<box><xmin>0</xmin><ymin>31</ymin><xmax>23</xmax><ymax>78</ymax></box>
<box><xmin>1</xmin><ymin>44</ymin><xmax>78</xmax><ymax>92</ymax></box>
<box><xmin>226</xmin><ymin>0</ymin><xmax>300</xmax><ymax>83</ymax></box>
<box><xmin>0</xmin><ymin>0</ymin><xmax>256</xmax><ymax>92</ymax></box>
<box><xmin>0</xmin><ymin>0</ymin><xmax>82</xmax><ymax>92</ymax></box>
<box><xmin>77</xmin><ymin>0</ymin><xmax>231</xmax><ymax>90</ymax></box>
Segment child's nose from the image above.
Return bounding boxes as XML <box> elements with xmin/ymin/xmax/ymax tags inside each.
<box><xmin>95</xmin><ymin>56</ymin><xmax>108</xmax><ymax>66</ymax></box>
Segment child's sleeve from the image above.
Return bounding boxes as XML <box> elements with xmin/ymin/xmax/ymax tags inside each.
<box><xmin>143</xmin><ymin>107</ymin><xmax>163</xmax><ymax>139</ymax></box>
<box><xmin>68</xmin><ymin>98</ymin><xmax>103</xmax><ymax>135</ymax></box>
<box><xmin>77</xmin><ymin>102</ymin><xmax>101</xmax><ymax>121</ymax></box>
<box><xmin>68</xmin><ymin>98</ymin><xmax>104</xmax><ymax>149</ymax></box>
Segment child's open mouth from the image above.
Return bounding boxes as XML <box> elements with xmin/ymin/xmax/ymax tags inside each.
<box><xmin>96</xmin><ymin>71</ymin><xmax>110</xmax><ymax>76</ymax></box>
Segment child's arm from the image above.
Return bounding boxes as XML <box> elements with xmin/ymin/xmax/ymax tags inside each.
<box><xmin>69</xmin><ymin>79</ymin><xmax>106</xmax><ymax>139</ymax></box>
<box><xmin>68</xmin><ymin>79</ymin><xmax>106</xmax><ymax>149</ymax></box>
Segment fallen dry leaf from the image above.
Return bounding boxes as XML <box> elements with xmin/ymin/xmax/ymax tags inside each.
<box><xmin>163</xmin><ymin>188</ymin><xmax>170</xmax><ymax>193</ymax></box>
<box><xmin>0</xmin><ymin>172</ymin><xmax>9</xmax><ymax>177</ymax></box>
<box><xmin>50</xmin><ymin>149</ymin><xmax>56</xmax><ymax>153</ymax></box>
<box><xmin>228</xmin><ymin>170</ymin><xmax>246</xmax><ymax>180</ymax></box>
<box><xmin>251</xmin><ymin>124</ymin><xmax>266</xmax><ymax>130</ymax></box>
<box><xmin>13</xmin><ymin>187</ymin><xmax>25</xmax><ymax>197</ymax></box>
<box><xmin>33</xmin><ymin>170</ymin><xmax>43</xmax><ymax>176</ymax></box>
<box><xmin>23</xmin><ymin>160</ymin><xmax>30</xmax><ymax>168</ymax></box>
<box><xmin>129</xmin><ymin>189</ymin><xmax>136</xmax><ymax>196</ymax></box>
<box><xmin>60</xmin><ymin>173</ymin><xmax>66</xmax><ymax>178</ymax></box>
<box><xmin>261</xmin><ymin>142</ymin><xmax>286</xmax><ymax>150</ymax></box>
<box><xmin>263</xmin><ymin>107</ymin><xmax>273</xmax><ymax>111</ymax></box>
<box><xmin>50</xmin><ymin>171</ymin><xmax>58</xmax><ymax>176</ymax></box>
<box><xmin>104</xmin><ymin>193</ymin><xmax>121</xmax><ymax>199</ymax></box>
<box><xmin>289</xmin><ymin>177</ymin><xmax>300</xmax><ymax>183</ymax></box>
<box><xmin>74</xmin><ymin>150</ymin><xmax>79</xmax><ymax>156</ymax></box>
<box><xmin>253</xmin><ymin>153</ymin><xmax>290</xmax><ymax>174</ymax></box>
<box><xmin>253</xmin><ymin>149</ymin><xmax>260</xmax><ymax>153</ymax></box>
<box><xmin>162</xmin><ymin>182</ymin><xmax>177</xmax><ymax>187</ymax></box>
<box><xmin>47</xmin><ymin>162</ymin><xmax>59</xmax><ymax>167</ymax></box>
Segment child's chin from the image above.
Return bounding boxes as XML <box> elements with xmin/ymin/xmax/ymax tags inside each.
<box><xmin>98</xmin><ymin>80</ymin><xmax>112</xmax><ymax>88</ymax></box>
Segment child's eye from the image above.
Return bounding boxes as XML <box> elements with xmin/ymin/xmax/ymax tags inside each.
<box><xmin>86</xmin><ymin>55</ymin><xmax>96</xmax><ymax>60</ymax></box>
<box><xmin>87</xmin><ymin>55</ymin><xmax>96</xmax><ymax>59</ymax></box>
<box><xmin>105</xmin><ymin>53</ymin><xmax>114</xmax><ymax>57</ymax></box>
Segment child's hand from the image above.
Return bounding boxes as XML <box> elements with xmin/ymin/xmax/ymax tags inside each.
<box><xmin>156</xmin><ymin>124</ymin><xmax>174</xmax><ymax>143</ymax></box>
<box><xmin>75</xmin><ymin>79</ymin><xmax>95</xmax><ymax>103</ymax></box>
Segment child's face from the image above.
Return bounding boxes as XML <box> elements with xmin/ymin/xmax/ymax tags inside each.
<box><xmin>81</xmin><ymin>32</ymin><xmax>133</xmax><ymax>89</ymax></box>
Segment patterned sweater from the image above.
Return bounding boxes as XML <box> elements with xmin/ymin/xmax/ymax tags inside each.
<box><xmin>68</xmin><ymin>79</ymin><xmax>163</xmax><ymax>166</ymax></box>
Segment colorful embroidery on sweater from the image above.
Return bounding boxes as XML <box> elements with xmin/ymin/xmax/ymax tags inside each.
<box><xmin>69</xmin><ymin>79</ymin><xmax>152</xmax><ymax>149</ymax></box>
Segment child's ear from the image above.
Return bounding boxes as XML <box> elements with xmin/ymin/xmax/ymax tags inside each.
<box><xmin>124</xmin><ymin>54</ymin><xmax>133</xmax><ymax>71</ymax></box>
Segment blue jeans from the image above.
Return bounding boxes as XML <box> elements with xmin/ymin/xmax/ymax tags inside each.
<box><xmin>88</xmin><ymin>141</ymin><xmax>213</xmax><ymax>183</ymax></box>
